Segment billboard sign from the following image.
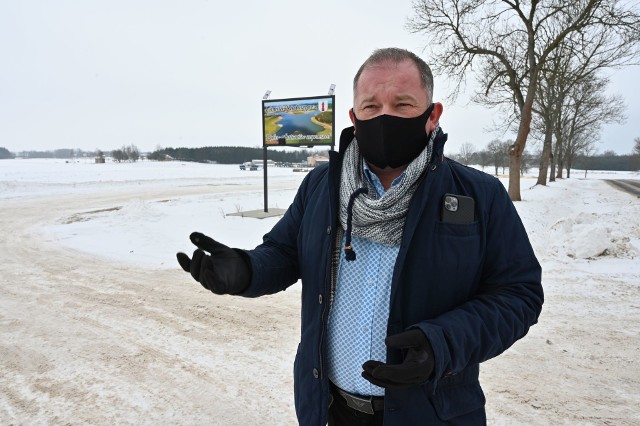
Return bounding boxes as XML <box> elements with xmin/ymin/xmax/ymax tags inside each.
<box><xmin>262</xmin><ymin>95</ymin><xmax>335</xmax><ymax>147</ymax></box>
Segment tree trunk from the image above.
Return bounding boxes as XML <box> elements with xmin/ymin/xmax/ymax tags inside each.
<box><xmin>508</xmin><ymin>73</ymin><xmax>537</xmax><ymax>201</ymax></box>
<box><xmin>508</xmin><ymin>148</ymin><xmax>522</xmax><ymax>200</ymax></box>
<box><xmin>550</xmin><ymin>115</ymin><xmax>559</xmax><ymax>182</ymax></box>
<box><xmin>556</xmin><ymin>138</ymin><xmax>564</xmax><ymax>179</ymax></box>
<box><xmin>536</xmin><ymin>125</ymin><xmax>553</xmax><ymax>185</ymax></box>
<box><xmin>509</xmin><ymin>110</ymin><xmax>532</xmax><ymax>201</ymax></box>
<box><xmin>556</xmin><ymin>158</ymin><xmax>564</xmax><ymax>178</ymax></box>
<box><xmin>554</xmin><ymin>130</ymin><xmax>564</xmax><ymax>179</ymax></box>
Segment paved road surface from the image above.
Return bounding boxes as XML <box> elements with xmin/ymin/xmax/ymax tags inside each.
<box><xmin>606</xmin><ymin>179</ymin><xmax>640</xmax><ymax>198</ymax></box>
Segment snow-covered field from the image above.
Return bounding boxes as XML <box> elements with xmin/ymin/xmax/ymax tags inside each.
<box><xmin>1</xmin><ymin>158</ymin><xmax>639</xmax><ymax>425</ymax></box>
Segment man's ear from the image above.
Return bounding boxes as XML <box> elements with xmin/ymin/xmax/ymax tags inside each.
<box><xmin>349</xmin><ymin>108</ymin><xmax>356</xmax><ymax>133</ymax></box>
<box><xmin>426</xmin><ymin>103</ymin><xmax>444</xmax><ymax>133</ymax></box>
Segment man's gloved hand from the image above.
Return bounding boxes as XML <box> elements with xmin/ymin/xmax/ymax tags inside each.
<box><xmin>176</xmin><ymin>232</ymin><xmax>251</xmax><ymax>295</ymax></box>
<box><xmin>361</xmin><ymin>328</ymin><xmax>435</xmax><ymax>389</ymax></box>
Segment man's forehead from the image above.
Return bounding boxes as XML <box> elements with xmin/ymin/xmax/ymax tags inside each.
<box><xmin>358</xmin><ymin>93</ymin><xmax>420</xmax><ymax>103</ymax></box>
<box><xmin>356</xmin><ymin>60</ymin><xmax>421</xmax><ymax>89</ymax></box>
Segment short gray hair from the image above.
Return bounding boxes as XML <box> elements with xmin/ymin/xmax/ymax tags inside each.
<box><xmin>353</xmin><ymin>48</ymin><xmax>434</xmax><ymax>102</ymax></box>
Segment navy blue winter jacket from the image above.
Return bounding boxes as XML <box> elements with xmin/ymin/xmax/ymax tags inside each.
<box><xmin>241</xmin><ymin>127</ymin><xmax>543</xmax><ymax>425</ymax></box>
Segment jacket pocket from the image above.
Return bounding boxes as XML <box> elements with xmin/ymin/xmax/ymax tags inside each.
<box><xmin>436</xmin><ymin>221</ymin><xmax>480</xmax><ymax>238</ymax></box>
<box><xmin>431</xmin><ymin>222</ymin><xmax>483</xmax><ymax>298</ymax></box>
<box><xmin>429</xmin><ymin>380</ymin><xmax>486</xmax><ymax>421</ymax></box>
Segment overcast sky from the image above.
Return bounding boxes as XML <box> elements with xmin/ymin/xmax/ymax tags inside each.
<box><xmin>1</xmin><ymin>1</ymin><xmax>638</xmax><ymax>156</ymax></box>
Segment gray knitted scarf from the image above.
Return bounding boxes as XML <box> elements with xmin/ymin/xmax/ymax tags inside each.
<box><xmin>339</xmin><ymin>127</ymin><xmax>439</xmax><ymax>247</ymax></box>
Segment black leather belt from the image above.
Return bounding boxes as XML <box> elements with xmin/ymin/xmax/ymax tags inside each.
<box><xmin>331</xmin><ymin>382</ymin><xmax>384</xmax><ymax>415</ymax></box>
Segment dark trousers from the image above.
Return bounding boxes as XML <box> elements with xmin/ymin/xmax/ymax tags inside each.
<box><xmin>328</xmin><ymin>386</ymin><xmax>384</xmax><ymax>426</ymax></box>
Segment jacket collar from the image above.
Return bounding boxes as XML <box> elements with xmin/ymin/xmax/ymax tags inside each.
<box><xmin>338</xmin><ymin>126</ymin><xmax>356</xmax><ymax>154</ymax></box>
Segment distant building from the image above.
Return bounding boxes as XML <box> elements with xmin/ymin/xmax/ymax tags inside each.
<box><xmin>251</xmin><ymin>159</ymin><xmax>275</xmax><ymax>167</ymax></box>
<box><xmin>307</xmin><ymin>154</ymin><xmax>330</xmax><ymax>167</ymax></box>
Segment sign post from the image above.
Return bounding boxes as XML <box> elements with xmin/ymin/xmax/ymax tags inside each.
<box><xmin>263</xmin><ymin>145</ymin><xmax>268</xmax><ymax>212</ymax></box>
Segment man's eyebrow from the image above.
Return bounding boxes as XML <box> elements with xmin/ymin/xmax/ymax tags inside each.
<box><xmin>358</xmin><ymin>96</ymin><xmax>377</xmax><ymax>104</ymax></box>
<box><xmin>395</xmin><ymin>94</ymin><xmax>419</xmax><ymax>101</ymax></box>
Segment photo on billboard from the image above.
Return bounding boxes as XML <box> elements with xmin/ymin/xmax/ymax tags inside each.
<box><xmin>262</xmin><ymin>95</ymin><xmax>335</xmax><ymax>147</ymax></box>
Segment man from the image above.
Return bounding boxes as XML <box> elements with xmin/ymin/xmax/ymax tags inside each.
<box><xmin>177</xmin><ymin>48</ymin><xmax>543</xmax><ymax>425</ymax></box>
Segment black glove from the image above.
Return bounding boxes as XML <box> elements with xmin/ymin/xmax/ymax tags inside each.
<box><xmin>361</xmin><ymin>329</ymin><xmax>435</xmax><ymax>389</ymax></box>
<box><xmin>176</xmin><ymin>232</ymin><xmax>251</xmax><ymax>295</ymax></box>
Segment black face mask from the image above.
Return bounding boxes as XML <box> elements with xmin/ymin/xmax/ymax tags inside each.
<box><xmin>353</xmin><ymin>103</ymin><xmax>434</xmax><ymax>169</ymax></box>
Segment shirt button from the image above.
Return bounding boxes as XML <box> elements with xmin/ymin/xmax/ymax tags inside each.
<box><xmin>318</xmin><ymin>294</ymin><xmax>323</xmax><ymax>304</ymax></box>
<box><xmin>313</xmin><ymin>368</ymin><xmax>319</xmax><ymax>378</ymax></box>
<box><xmin>326</xmin><ymin>226</ymin><xmax>331</xmax><ymax>235</ymax></box>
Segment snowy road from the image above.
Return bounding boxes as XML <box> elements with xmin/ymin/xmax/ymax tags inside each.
<box><xmin>0</xmin><ymin>165</ymin><xmax>302</xmax><ymax>425</ymax></box>
<box><xmin>1</xmin><ymin>160</ymin><xmax>639</xmax><ymax>424</ymax></box>
<box><xmin>606</xmin><ymin>179</ymin><xmax>640</xmax><ymax>197</ymax></box>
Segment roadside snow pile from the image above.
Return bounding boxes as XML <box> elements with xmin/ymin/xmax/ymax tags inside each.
<box><xmin>549</xmin><ymin>212</ymin><xmax>639</xmax><ymax>259</ymax></box>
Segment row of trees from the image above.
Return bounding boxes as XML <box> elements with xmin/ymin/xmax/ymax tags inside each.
<box><xmin>451</xmin><ymin>141</ymin><xmax>640</xmax><ymax>175</ymax></box>
<box><xmin>452</xmin><ymin>140</ymin><xmax>536</xmax><ymax>175</ymax></box>
<box><xmin>573</xmin><ymin>151</ymin><xmax>640</xmax><ymax>172</ymax></box>
<box><xmin>148</xmin><ymin>146</ymin><xmax>313</xmax><ymax>165</ymax></box>
<box><xmin>0</xmin><ymin>147</ymin><xmax>15</xmax><ymax>159</ymax></box>
<box><xmin>0</xmin><ymin>146</ymin><xmax>141</xmax><ymax>162</ymax></box>
<box><xmin>1</xmin><ymin>144</ymin><xmax>305</xmax><ymax>164</ymax></box>
<box><xmin>409</xmin><ymin>0</ymin><xmax>640</xmax><ymax>200</ymax></box>
<box><xmin>10</xmin><ymin>148</ymin><xmax>87</xmax><ymax>159</ymax></box>
<box><xmin>4</xmin><ymin>148</ymin><xmax>131</xmax><ymax>160</ymax></box>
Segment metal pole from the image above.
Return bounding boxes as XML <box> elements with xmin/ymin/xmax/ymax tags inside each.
<box><xmin>263</xmin><ymin>146</ymin><xmax>268</xmax><ymax>212</ymax></box>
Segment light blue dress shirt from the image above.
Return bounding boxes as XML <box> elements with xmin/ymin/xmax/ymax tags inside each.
<box><xmin>326</xmin><ymin>162</ymin><xmax>404</xmax><ymax>396</ymax></box>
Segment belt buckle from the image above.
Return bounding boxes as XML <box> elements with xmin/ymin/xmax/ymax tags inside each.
<box><xmin>339</xmin><ymin>390</ymin><xmax>375</xmax><ymax>415</ymax></box>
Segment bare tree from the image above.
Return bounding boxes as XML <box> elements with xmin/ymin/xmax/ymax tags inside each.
<box><xmin>632</xmin><ymin>137</ymin><xmax>640</xmax><ymax>170</ymax></box>
<box><xmin>487</xmin><ymin>139</ymin><xmax>511</xmax><ymax>176</ymax></box>
<box><xmin>559</xmin><ymin>76</ymin><xmax>626</xmax><ymax>178</ymax></box>
<box><xmin>408</xmin><ymin>0</ymin><xmax>640</xmax><ymax>200</ymax></box>
<box><xmin>112</xmin><ymin>149</ymin><xmax>126</xmax><ymax>162</ymax></box>
<box><xmin>521</xmin><ymin>150</ymin><xmax>535</xmax><ymax>176</ymax></box>
<box><xmin>532</xmin><ymin>20</ymin><xmax>637</xmax><ymax>184</ymax></box>
<box><xmin>533</xmin><ymin>49</ymin><xmax>565</xmax><ymax>186</ymax></box>
<box><xmin>458</xmin><ymin>142</ymin><xmax>476</xmax><ymax>165</ymax></box>
<box><xmin>476</xmin><ymin>150</ymin><xmax>491</xmax><ymax>171</ymax></box>
<box><xmin>125</xmin><ymin>145</ymin><xmax>140</xmax><ymax>162</ymax></box>
<box><xmin>579</xmin><ymin>143</ymin><xmax>598</xmax><ymax>178</ymax></box>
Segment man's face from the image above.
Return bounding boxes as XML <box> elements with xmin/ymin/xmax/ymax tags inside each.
<box><xmin>351</xmin><ymin>59</ymin><xmax>430</xmax><ymax>121</ymax></box>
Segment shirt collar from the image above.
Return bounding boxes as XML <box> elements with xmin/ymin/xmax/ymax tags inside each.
<box><xmin>362</xmin><ymin>159</ymin><xmax>405</xmax><ymax>198</ymax></box>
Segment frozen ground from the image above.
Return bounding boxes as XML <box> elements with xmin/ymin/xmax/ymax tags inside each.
<box><xmin>1</xmin><ymin>158</ymin><xmax>639</xmax><ymax>425</ymax></box>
